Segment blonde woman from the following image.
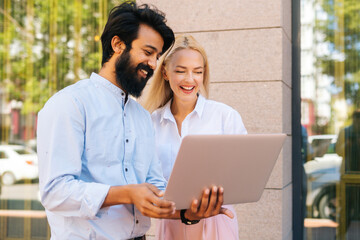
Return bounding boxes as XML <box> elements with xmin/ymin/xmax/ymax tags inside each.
<box><xmin>142</xmin><ymin>35</ymin><xmax>247</xmax><ymax>240</ymax></box>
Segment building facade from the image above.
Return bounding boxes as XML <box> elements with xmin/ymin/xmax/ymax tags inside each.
<box><xmin>138</xmin><ymin>0</ymin><xmax>293</xmax><ymax>239</ymax></box>
<box><xmin>1</xmin><ymin>0</ymin><xmax>359</xmax><ymax>239</ymax></box>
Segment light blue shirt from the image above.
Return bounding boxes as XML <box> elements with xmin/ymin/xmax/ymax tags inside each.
<box><xmin>37</xmin><ymin>73</ymin><xmax>166</xmax><ymax>240</ymax></box>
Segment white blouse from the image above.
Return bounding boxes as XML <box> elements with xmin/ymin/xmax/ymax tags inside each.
<box><xmin>151</xmin><ymin>95</ymin><xmax>247</xmax><ymax>181</ymax></box>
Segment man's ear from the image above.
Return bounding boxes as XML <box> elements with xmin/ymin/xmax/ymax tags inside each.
<box><xmin>111</xmin><ymin>36</ymin><xmax>126</xmax><ymax>54</ymax></box>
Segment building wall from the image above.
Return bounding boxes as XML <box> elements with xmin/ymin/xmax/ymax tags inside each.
<box><xmin>138</xmin><ymin>0</ymin><xmax>293</xmax><ymax>239</ymax></box>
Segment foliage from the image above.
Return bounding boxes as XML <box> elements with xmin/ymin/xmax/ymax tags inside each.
<box><xmin>316</xmin><ymin>0</ymin><xmax>360</xmax><ymax>107</ymax></box>
<box><xmin>0</xmin><ymin>0</ymin><xmax>118</xmax><ymax>115</ymax></box>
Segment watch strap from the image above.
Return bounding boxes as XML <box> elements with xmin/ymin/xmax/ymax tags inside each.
<box><xmin>180</xmin><ymin>209</ymin><xmax>200</xmax><ymax>225</ymax></box>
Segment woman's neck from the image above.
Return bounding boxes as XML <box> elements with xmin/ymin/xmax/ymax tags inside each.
<box><xmin>171</xmin><ymin>97</ymin><xmax>197</xmax><ymax>118</ymax></box>
<box><xmin>170</xmin><ymin>96</ymin><xmax>198</xmax><ymax>136</ymax></box>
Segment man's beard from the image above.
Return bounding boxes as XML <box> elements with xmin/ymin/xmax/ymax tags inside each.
<box><xmin>115</xmin><ymin>49</ymin><xmax>154</xmax><ymax>98</ymax></box>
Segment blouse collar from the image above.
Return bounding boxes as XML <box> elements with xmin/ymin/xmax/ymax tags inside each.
<box><xmin>160</xmin><ymin>94</ymin><xmax>206</xmax><ymax>123</ymax></box>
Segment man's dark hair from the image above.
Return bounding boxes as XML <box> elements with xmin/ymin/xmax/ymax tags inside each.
<box><xmin>101</xmin><ymin>1</ymin><xmax>174</xmax><ymax>66</ymax></box>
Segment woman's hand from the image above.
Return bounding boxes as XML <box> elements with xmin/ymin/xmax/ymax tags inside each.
<box><xmin>185</xmin><ymin>186</ymin><xmax>234</xmax><ymax>220</ymax></box>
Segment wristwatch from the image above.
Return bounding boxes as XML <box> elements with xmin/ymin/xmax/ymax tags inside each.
<box><xmin>180</xmin><ymin>209</ymin><xmax>200</xmax><ymax>225</ymax></box>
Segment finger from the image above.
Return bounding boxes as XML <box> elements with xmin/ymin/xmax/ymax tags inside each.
<box><xmin>213</xmin><ymin>186</ymin><xmax>224</xmax><ymax>213</ymax></box>
<box><xmin>198</xmin><ymin>188</ymin><xmax>210</xmax><ymax>214</ymax></box>
<box><xmin>152</xmin><ymin>196</ymin><xmax>175</xmax><ymax>209</ymax></box>
<box><xmin>146</xmin><ymin>183</ymin><xmax>164</xmax><ymax>197</ymax></box>
<box><xmin>220</xmin><ymin>207</ymin><xmax>234</xmax><ymax>219</ymax></box>
<box><xmin>142</xmin><ymin>187</ymin><xmax>175</xmax><ymax>213</ymax></box>
<box><xmin>146</xmin><ymin>190</ymin><xmax>175</xmax><ymax>210</ymax></box>
<box><xmin>204</xmin><ymin>186</ymin><xmax>218</xmax><ymax>216</ymax></box>
<box><xmin>190</xmin><ymin>199</ymin><xmax>199</xmax><ymax>213</ymax></box>
<box><xmin>141</xmin><ymin>207</ymin><xmax>168</xmax><ymax>218</ymax></box>
<box><xmin>141</xmin><ymin>200</ymin><xmax>175</xmax><ymax>218</ymax></box>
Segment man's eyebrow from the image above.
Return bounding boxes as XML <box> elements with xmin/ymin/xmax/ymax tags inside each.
<box><xmin>144</xmin><ymin>44</ymin><xmax>160</xmax><ymax>53</ymax></box>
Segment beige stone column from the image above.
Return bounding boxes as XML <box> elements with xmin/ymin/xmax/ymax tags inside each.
<box><xmin>138</xmin><ymin>0</ymin><xmax>293</xmax><ymax>239</ymax></box>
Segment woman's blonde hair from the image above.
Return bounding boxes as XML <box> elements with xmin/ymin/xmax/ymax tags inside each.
<box><xmin>141</xmin><ymin>35</ymin><xmax>210</xmax><ymax>113</ymax></box>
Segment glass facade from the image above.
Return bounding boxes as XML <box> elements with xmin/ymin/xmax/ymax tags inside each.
<box><xmin>0</xmin><ymin>0</ymin><xmax>116</xmax><ymax>238</ymax></box>
<box><xmin>301</xmin><ymin>0</ymin><xmax>360</xmax><ymax>239</ymax></box>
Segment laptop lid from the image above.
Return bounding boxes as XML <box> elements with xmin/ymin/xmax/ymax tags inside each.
<box><xmin>163</xmin><ymin>134</ymin><xmax>286</xmax><ymax>209</ymax></box>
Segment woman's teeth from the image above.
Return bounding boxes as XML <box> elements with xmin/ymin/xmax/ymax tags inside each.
<box><xmin>181</xmin><ymin>86</ymin><xmax>194</xmax><ymax>90</ymax></box>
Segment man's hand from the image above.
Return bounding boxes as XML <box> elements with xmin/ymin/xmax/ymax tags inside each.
<box><xmin>102</xmin><ymin>183</ymin><xmax>175</xmax><ymax>219</ymax></box>
<box><xmin>184</xmin><ymin>186</ymin><xmax>234</xmax><ymax>221</ymax></box>
<box><xmin>128</xmin><ymin>183</ymin><xmax>175</xmax><ymax>218</ymax></box>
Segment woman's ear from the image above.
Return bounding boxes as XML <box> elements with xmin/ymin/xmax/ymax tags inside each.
<box><xmin>111</xmin><ymin>36</ymin><xmax>126</xmax><ymax>54</ymax></box>
<box><xmin>162</xmin><ymin>66</ymin><xmax>169</xmax><ymax>81</ymax></box>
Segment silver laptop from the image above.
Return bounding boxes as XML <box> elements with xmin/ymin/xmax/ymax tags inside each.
<box><xmin>163</xmin><ymin>134</ymin><xmax>286</xmax><ymax>209</ymax></box>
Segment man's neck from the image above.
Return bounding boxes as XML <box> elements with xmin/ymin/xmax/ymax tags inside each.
<box><xmin>98</xmin><ymin>66</ymin><xmax>129</xmax><ymax>103</ymax></box>
<box><xmin>98</xmin><ymin>68</ymin><xmax>119</xmax><ymax>88</ymax></box>
<box><xmin>98</xmin><ymin>58</ymin><xmax>126</xmax><ymax>91</ymax></box>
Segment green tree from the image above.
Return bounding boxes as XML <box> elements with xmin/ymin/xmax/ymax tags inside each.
<box><xmin>316</xmin><ymin>0</ymin><xmax>360</xmax><ymax>108</ymax></box>
<box><xmin>0</xmin><ymin>0</ymin><xmax>118</xmax><ymax>142</ymax></box>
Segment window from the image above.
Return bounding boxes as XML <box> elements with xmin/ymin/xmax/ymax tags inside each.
<box><xmin>301</xmin><ymin>0</ymin><xmax>360</xmax><ymax>239</ymax></box>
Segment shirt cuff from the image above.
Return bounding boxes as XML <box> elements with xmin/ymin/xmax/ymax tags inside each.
<box><xmin>80</xmin><ymin>183</ymin><xmax>111</xmax><ymax>219</ymax></box>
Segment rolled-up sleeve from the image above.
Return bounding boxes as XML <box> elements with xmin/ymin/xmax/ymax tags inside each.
<box><xmin>37</xmin><ymin>92</ymin><xmax>110</xmax><ymax>219</ymax></box>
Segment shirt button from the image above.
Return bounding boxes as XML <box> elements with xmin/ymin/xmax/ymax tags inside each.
<box><xmin>126</xmin><ymin>139</ymin><xmax>129</xmax><ymax>143</ymax></box>
<box><xmin>124</xmin><ymin>113</ymin><xmax>126</xmax><ymax>117</ymax></box>
<box><xmin>136</xmin><ymin>220</ymin><xmax>139</xmax><ymax>224</ymax></box>
<box><xmin>125</xmin><ymin>168</ymin><xmax>128</xmax><ymax>172</ymax></box>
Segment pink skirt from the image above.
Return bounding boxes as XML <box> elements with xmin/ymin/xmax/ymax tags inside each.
<box><xmin>155</xmin><ymin>205</ymin><xmax>239</xmax><ymax>240</ymax></box>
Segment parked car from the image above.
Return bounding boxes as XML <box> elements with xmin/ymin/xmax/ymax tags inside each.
<box><xmin>26</xmin><ymin>139</ymin><xmax>37</xmax><ymax>152</ymax></box>
<box><xmin>304</xmin><ymin>135</ymin><xmax>342</xmax><ymax>221</ymax></box>
<box><xmin>0</xmin><ymin>145</ymin><xmax>39</xmax><ymax>185</ymax></box>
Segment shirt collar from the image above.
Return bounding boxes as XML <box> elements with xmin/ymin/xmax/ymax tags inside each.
<box><xmin>160</xmin><ymin>94</ymin><xmax>206</xmax><ymax>123</ymax></box>
<box><xmin>194</xmin><ymin>94</ymin><xmax>205</xmax><ymax>118</ymax></box>
<box><xmin>160</xmin><ymin>99</ymin><xmax>175</xmax><ymax>124</ymax></box>
<box><xmin>90</xmin><ymin>72</ymin><xmax>127</xmax><ymax>99</ymax></box>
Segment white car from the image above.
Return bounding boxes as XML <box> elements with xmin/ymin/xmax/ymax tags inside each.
<box><xmin>0</xmin><ymin>145</ymin><xmax>38</xmax><ymax>185</ymax></box>
<box><xmin>304</xmin><ymin>135</ymin><xmax>342</xmax><ymax>220</ymax></box>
